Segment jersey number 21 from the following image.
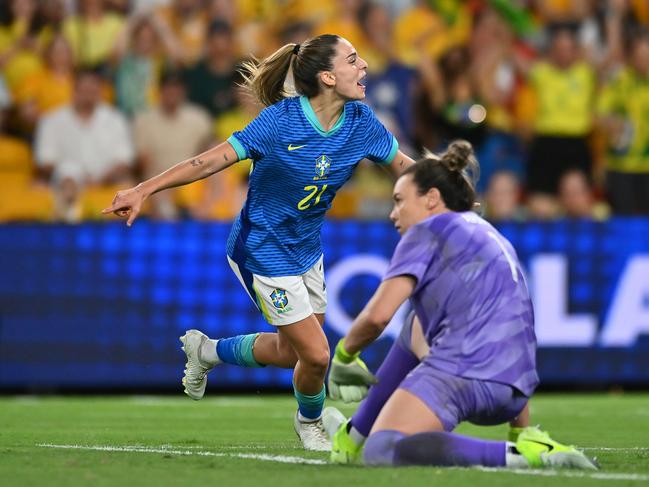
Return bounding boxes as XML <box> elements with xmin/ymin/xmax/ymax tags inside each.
<box><xmin>298</xmin><ymin>184</ymin><xmax>328</xmax><ymax>210</ymax></box>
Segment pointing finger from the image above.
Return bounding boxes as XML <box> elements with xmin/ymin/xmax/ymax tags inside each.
<box><xmin>126</xmin><ymin>208</ymin><xmax>139</xmax><ymax>227</ymax></box>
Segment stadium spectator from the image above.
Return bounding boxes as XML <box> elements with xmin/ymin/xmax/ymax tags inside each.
<box><xmin>469</xmin><ymin>7</ymin><xmax>526</xmax><ymax>192</ymax></box>
<box><xmin>359</xmin><ymin>2</ymin><xmax>416</xmax><ymax>149</ymax></box>
<box><xmin>113</xmin><ymin>14</ymin><xmax>182</xmax><ymax>117</ymax></box>
<box><xmin>133</xmin><ymin>69</ymin><xmax>211</xmax><ymax>219</ymax></box>
<box><xmin>182</xmin><ymin>20</ymin><xmax>238</xmax><ymax>118</ymax></box>
<box><xmin>557</xmin><ymin>168</ymin><xmax>608</xmax><ymax>220</ymax></box>
<box><xmin>393</xmin><ymin>0</ymin><xmax>471</xmax><ymax>68</ymax></box>
<box><xmin>15</xmin><ymin>35</ymin><xmax>75</xmax><ymax>136</ymax></box>
<box><xmin>154</xmin><ymin>0</ymin><xmax>208</xmax><ymax>66</ymax></box>
<box><xmin>62</xmin><ymin>0</ymin><xmax>126</xmax><ymax>70</ymax></box>
<box><xmin>337</xmin><ymin>3</ymin><xmax>413</xmax><ymax>218</ymax></box>
<box><xmin>35</xmin><ymin>69</ymin><xmax>133</xmax><ymax>222</ymax></box>
<box><xmin>522</xmin><ymin>23</ymin><xmax>596</xmax><ymax>219</ymax></box>
<box><xmin>415</xmin><ymin>45</ymin><xmax>487</xmax><ymax>153</ymax></box>
<box><xmin>313</xmin><ymin>0</ymin><xmax>366</xmax><ymax>54</ymax></box>
<box><xmin>0</xmin><ymin>0</ymin><xmax>44</xmax><ymax>94</ymax></box>
<box><xmin>34</xmin><ymin>0</ymin><xmax>67</xmax><ymax>47</ymax></box>
<box><xmin>483</xmin><ymin>170</ymin><xmax>526</xmax><ymax>222</ymax></box>
<box><xmin>597</xmin><ymin>29</ymin><xmax>649</xmax><ymax>215</ymax></box>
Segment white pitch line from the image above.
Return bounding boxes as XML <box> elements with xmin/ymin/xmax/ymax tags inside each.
<box><xmin>36</xmin><ymin>444</ymin><xmax>649</xmax><ymax>481</ymax></box>
<box><xmin>473</xmin><ymin>467</ymin><xmax>649</xmax><ymax>482</ymax></box>
<box><xmin>36</xmin><ymin>443</ymin><xmax>327</xmax><ymax>465</ymax></box>
<box><xmin>582</xmin><ymin>447</ymin><xmax>649</xmax><ymax>452</ymax></box>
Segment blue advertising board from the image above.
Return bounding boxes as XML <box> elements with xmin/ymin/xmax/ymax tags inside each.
<box><xmin>0</xmin><ymin>219</ymin><xmax>648</xmax><ymax>390</ymax></box>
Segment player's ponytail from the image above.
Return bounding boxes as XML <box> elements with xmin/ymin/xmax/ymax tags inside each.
<box><xmin>402</xmin><ymin>140</ymin><xmax>479</xmax><ymax>212</ymax></box>
<box><xmin>241</xmin><ymin>34</ymin><xmax>340</xmax><ymax>107</ymax></box>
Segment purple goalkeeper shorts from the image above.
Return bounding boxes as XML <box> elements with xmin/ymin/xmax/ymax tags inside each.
<box><xmin>399</xmin><ymin>363</ymin><xmax>528</xmax><ymax>432</ymax></box>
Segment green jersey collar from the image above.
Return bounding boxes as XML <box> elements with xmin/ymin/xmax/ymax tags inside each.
<box><xmin>299</xmin><ymin>96</ymin><xmax>346</xmax><ymax>137</ymax></box>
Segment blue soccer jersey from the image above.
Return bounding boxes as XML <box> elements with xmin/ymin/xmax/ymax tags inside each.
<box><xmin>226</xmin><ymin>96</ymin><xmax>398</xmax><ymax>276</ymax></box>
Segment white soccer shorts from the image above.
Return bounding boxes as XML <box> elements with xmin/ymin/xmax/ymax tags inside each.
<box><xmin>227</xmin><ymin>255</ymin><xmax>327</xmax><ymax>326</ymax></box>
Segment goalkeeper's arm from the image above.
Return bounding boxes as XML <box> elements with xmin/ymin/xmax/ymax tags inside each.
<box><xmin>343</xmin><ymin>275</ymin><xmax>415</xmax><ymax>354</ymax></box>
<box><xmin>328</xmin><ymin>276</ymin><xmax>415</xmax><ymax>402</ymax></box>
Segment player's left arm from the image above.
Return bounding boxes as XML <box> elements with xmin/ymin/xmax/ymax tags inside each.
<box><xmin>342</xmin><ymin>275</ymin><xmax>415</xmax><ymax>355</ymax></box>
<box><xmin>387</xmin><ymin>149</ymin><xmax>416</xmax><ymax>177</ymax></box>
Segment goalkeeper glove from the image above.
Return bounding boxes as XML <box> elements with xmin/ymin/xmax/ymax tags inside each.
<box><xmin>328</xmin><ymin>339</ymin><xmax>378</xmax><ymax>403</ymax></box>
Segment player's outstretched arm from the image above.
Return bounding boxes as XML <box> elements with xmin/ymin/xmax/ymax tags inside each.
<box><xmin>102</xmin><ymin>141</ymin><xmax>239</xmax><ymax>226</ymax></box>
<box><xmin>389</xmin><ymin>150</ymin><xmax>416</xmax><ymax>177</ymax></box>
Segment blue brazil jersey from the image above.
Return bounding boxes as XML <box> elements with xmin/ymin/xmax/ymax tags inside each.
<box><xmin>226</xmin><ymin>96</ymin><xmax>398</xmax><ymax>276</ymax></box>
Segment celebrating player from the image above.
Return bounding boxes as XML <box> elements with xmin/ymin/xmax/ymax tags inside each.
<box><xmin>323</xmin><ymin>141</ymin><xmax>597</xmax><ymax>469</ymax></box>
<box><xmin>102</xmin><ymin>34</ymin><xmax>414</xmax><ymax>451</ymax></box>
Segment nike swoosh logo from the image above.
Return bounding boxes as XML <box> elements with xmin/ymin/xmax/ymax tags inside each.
<box><xmin>288</xmin><ymin>144</ymin><xmax>307</xmax><ymax>151</ymax></box>
<box><xmin>535</xmin><ymin>441</ymin><xmax>555</xmax><ymax>452</ymax></box>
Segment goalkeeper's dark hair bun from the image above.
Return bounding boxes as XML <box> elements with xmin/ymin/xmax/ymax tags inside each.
<box><xmin>401</xmin><ymin>140</ymin><xmax>480</xmax><ymax>212</ymax></box>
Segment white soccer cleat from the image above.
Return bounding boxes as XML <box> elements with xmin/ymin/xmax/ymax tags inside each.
<box><xmin>293</xmin><ymin>413</ymin><xmax>332</xmax><ymax>452</ymax></box>
<box><xmin>179</xmin><ymin>329</ymin><xmax>215</xmax><ymax>400</ymax></box>
<box><xmin>322</xmin><ymin>406</ymin><xmax>347</xmax><ymax>440</ymax></box>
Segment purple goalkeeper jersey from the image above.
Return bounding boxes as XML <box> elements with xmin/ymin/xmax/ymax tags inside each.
<box><xmin>384</xmin><ymin>211</ymin><xmax>539</xmax><ymax>396</ymax></box>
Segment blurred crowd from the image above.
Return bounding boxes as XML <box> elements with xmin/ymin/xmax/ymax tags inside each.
<box><xmin>1</xmin><ymin>0</ymin><xmax>649</xmax><ymax>223</ymax></box>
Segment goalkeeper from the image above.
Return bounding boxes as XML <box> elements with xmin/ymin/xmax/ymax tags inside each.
<box><xmin>324</xmin><ymin>141</ymin><xmax>597</xmax><ymax>470</ymax></box>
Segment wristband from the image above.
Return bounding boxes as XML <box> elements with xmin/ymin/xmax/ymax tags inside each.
<box><xmin>334</xmin><ymin>339</ymin><xmax>360</xmax><ymax>364</ymax></box>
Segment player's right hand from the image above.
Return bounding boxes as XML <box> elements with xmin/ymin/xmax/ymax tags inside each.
<box><xmin>328</xmin><ymin>339</ymin><xmax>378</xmax><ymax>403</ymax></box>
<box><xmin>102</xmin><ymin>185</ymin><xmax>146</xmax><ymax>227</ymax></box>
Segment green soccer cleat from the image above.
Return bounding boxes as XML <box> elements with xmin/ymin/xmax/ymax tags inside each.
<box><xmin>515</xmin><ymin>426</ymin><xmax>598</xmax><ymax>470</ymax></box>
<box><xmin>331</xmin><ymin>421</ymin><xmax>364</xmax><ymax>464</ymax></box>
<box><xmin>322</xmin><ymin>408</ymin><xmax>363</xmax><ymax>464</ymax></box>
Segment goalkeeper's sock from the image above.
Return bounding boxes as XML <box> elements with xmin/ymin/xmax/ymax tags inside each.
<box><xmin>348</xmin><ymin>423</ymin><xmax>366</xmax><ymax>446</ymax></box>
<box><xmin>364</xmin><ymin>430</ymin><xmax>506</xmax><ymax>467</ymax></box>
<box><xmin>294</xmin><ymin>384</ymin><xmax>326</xmax><ymax>421</ymax></box>
<box><xmin>350</xmin><ymin>341</ymin><xmax>419</xmax><ymax>436</ymax></box>
<box><xmin>215</xmin><ymin>334</ymin><xmax>265</xmax><ymax>367</ymax></box>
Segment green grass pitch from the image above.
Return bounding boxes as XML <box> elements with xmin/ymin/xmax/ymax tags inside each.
<box><xmin>1</xmin><ymin>393</ymin><xmax>648</xmax><ymax>486</ymax></box>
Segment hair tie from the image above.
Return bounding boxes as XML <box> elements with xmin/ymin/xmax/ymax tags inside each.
<box><xmin>293</xmin><ymin>44</ymin><xmax>301</xmax><ymax>55</ymax></box>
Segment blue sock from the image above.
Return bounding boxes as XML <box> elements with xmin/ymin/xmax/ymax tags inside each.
<box><xmin>215</xmin><ymin>334</ymin><xmax>264</xmax><ymax>367</ymax></box>
<box><xmin>293</xmin><ymin>383</ymin><xmax>325</xmax><ymax>420</ymax></box>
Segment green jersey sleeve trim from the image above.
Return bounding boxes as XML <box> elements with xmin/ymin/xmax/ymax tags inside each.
<box><xmin>378</xmin><ymin>136</ymin><xmax>399</xmax><ymax>165</ymax></box>
<box><xmin>227</xmin><ymin>135</ymin><xmax>247</xmax><ymax>160</ymax></box>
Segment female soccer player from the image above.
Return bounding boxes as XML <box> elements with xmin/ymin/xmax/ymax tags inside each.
<box><xmin>102</xmin><ymin>34</ymin><xmax>414</xmax><ymax>451</ymax></box>
<box><xmin>324</xmin><ymin>141</ymin><xmax>597</xmax><ymax>469</ymax></box>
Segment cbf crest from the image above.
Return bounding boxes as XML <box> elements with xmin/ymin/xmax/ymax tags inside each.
<box><xmin>314</xmin><ymin>155</ymin><xmax>331</xmax><ymax>181</ymax></box>
<box><xmin>270</xmin><ymin>288</ymin><xmax>289</xmax><ymax>309</ymax></box>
